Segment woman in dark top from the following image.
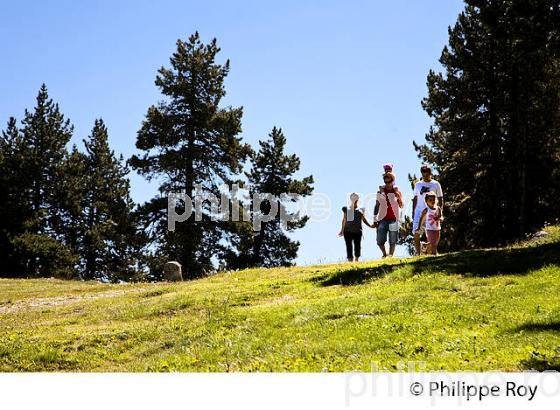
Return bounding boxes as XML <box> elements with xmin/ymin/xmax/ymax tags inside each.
<box><xmin>338</xmin><ymin>193</ymin><xmax>373</xmax><ymax>262</ymax></box>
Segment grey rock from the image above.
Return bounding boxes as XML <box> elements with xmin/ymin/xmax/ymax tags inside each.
<box><xmin>163</xmin><ymin>261</ymin><xmax>183</xmax><ymax>281</ymax></box>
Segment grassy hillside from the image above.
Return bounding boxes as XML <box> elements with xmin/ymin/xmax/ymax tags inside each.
<box><xmin>1</xmin><ymin>227</ymin><xmax>559</xmax><ymax>372</ymax></box>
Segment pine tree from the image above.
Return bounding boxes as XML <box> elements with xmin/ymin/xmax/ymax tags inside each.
<box><xmin>55</xmin><ymin>145</ymin><xmax>87</xmax><ymax>269</ymax></box>
<box><xmin>79</xmin><ymin>119</ymin><xmax>142</xmax><ymax>280</ymax></box>
<box><xmin>129</xmin><ymin>32</ymin><xmax>251</xmax><ymax>278</ymax></box>
<box><xmin>226</xmin><ymin>127</ymin><xmax>314</xmax><ymax>268</ymax></box>
<box><xmin>9</xmin><ymin>84</ymin><xmax>77</xmax><ymax>277</ymax></box>
<box><xmin>415</xmin><ymin>0</ymin><xmax>560</xmax><ymax>249</ymax></box>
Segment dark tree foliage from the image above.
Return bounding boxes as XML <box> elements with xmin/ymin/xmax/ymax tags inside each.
<box><xmin>225</xmin><ymin>127</ymin><xmax>314</xmax><ymax>269</ymax></box>
<box><xmin>0</xmin><ymin>117</ymin><xmax>36</xmax><ymax>275</ymax></box>
<box><xmin>1</xmin><ymin>85</ymin><xmax>78</xmax><ymax>277</ymax></box>
<box><xmin>0</xmin><ymin>86</ymin><xmax>143</xmax><ymax>280</ymax></box>
<box><xmin>415</xmin><ymin>0</ymin><xmax>560</xmax><ymax>249</ymax></box>
<box><xmin>78</xmin><ymin>120</ymin><xmax>144</xmax><ymax>280</ymax></box>
<box><xmin>129</xmin><ymin>32</ymin><xmax>251</xmax><ymax>278</ymax></box>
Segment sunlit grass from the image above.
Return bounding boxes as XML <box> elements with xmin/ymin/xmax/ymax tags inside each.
<box><xmin>1</xmin><ymin>227</ymin><xmax>559</xmax><ymax>371</ymax></box>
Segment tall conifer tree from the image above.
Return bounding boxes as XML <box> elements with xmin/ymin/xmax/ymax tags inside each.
<box><xmin>130</xmin><ymin>33</ymin><xmax>251</xmax><ymax>278</ymax></box>
<box><xmin>416</xmin><ymin>0</ymin><xmax>560</xmax><ymax>249</ymax></box>
<box><xmin>79</xmin><ymin>119</ymin><xmax>141</xmax><ymax>280</ymax></box>
<box><xmin>226</xmin><ymin>127</ymin><xmax>314</xmax><ymax>268</ymax></box>
<box><xmin>10</xmin><ymin>84</ymin><xmax>77</xmax><ymax>277</ymax></box>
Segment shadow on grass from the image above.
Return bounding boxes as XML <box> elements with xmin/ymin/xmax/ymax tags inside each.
<box><xmin>313</xmin><ymin>265</ymin><xmax>396</xmax><ymax>286</ymax></box>
<box><xmin>519</xmin><ymin>354</ymin><xmax>560</xmax><ymax>372</ymax></box>
<box><xmin>316</xmin><ymin>241</ymin><xmax>560</xmax><ymax>286</ymax></box>
<box><xmin>515</xmin><ymin>319</ymin><xmax>560</xmax><ymax>371</ymax></box>
<box><xmin>513</xmin><ymin>321</ymin><xmax>560</xmax><ymax>333</ymax></box>
<box><xmin>410</xmin><ymin>241</ymin><xmax>560</xmax><ymax>276</ymax></box>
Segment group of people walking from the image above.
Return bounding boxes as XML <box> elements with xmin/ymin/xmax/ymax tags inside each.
<box><xmin>339</xmin><ymin>164</ymin><xmax>444</xmax><ymax>261</ymax></box>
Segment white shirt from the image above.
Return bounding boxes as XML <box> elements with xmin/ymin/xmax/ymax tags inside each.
<box><xmin>425</xmin><ymin>206</ymin><xmax>442</xmax><ymax>231</ymax></box>
<box><xmin>413</xmin><ymin>179</ymin><xmax>443</xmax><ymax>221</ymax></box>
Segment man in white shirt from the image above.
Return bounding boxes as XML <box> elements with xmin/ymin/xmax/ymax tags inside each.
<box><xmin>412</xmin><ymin>164</ymin><xmax>444</xmax><ymax>255</ymax></box>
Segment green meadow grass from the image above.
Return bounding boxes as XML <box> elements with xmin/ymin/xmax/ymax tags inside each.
<box><xmin>1</xmin><ymin>227</ymin><xmax>559</xmax><ymax>372</ymax></box>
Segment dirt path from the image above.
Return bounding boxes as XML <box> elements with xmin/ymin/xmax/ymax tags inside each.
<box><xmin>0</xmin><ymin>289</ymin><xmax>140</xmax><ymax>314</ymax></box>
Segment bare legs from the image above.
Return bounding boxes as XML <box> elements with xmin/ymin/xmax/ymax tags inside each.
<box><xmin>414</xmin><ymin>232</ymin><xmax>421</xmax><ymax>255</ymax></box>
<box><xmin>378</xmin><ymin>244</ymin><xmax>387</xmax><ymax>258</ymax></box>
<box><xmin>425</xmin><ymin>230</ymin><xmax>440</xmax><ymax>255</ymax></box>
<box><xmin>378</xmin><ymin>243</ymin><xmax>395</xmax><ymax>258</ymax></box>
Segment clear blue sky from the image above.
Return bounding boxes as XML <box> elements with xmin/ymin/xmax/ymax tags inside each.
<box><xmin>0</xmin><ymin>0</ymin><xmax>465</xmax><ymax>264</ymax></box>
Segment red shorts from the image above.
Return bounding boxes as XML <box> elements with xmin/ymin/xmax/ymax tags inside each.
<box><xmin>426</xmin><ymin>229</ymin><xmax>440</xmax><ymax>246</ymax></box>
